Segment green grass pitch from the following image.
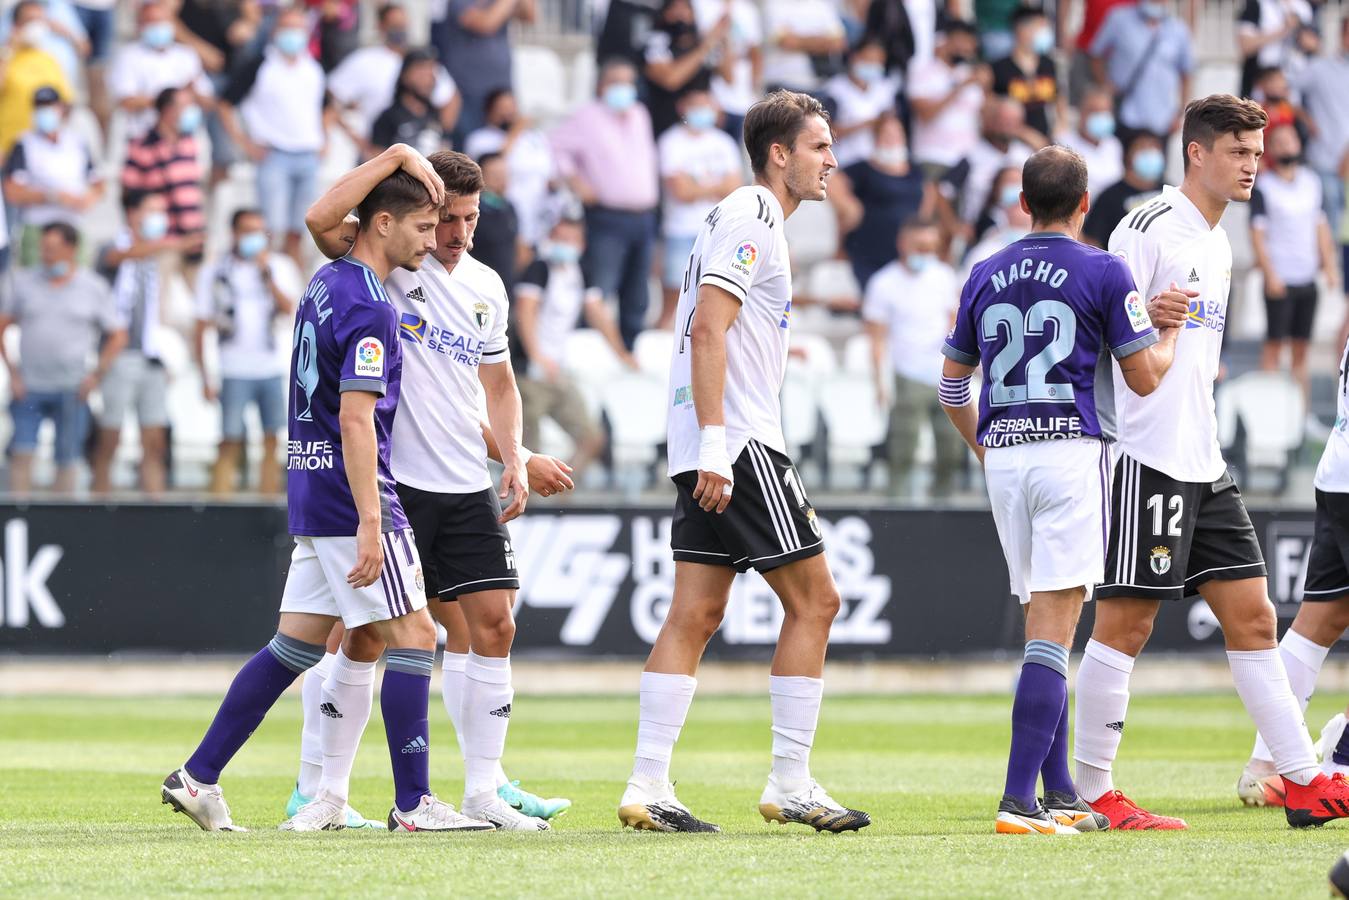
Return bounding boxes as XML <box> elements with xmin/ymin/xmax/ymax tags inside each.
<box><xmin>4</xmin><ymin>690</ymin><xmax>1349</xmax><ymax>897</ymax></box>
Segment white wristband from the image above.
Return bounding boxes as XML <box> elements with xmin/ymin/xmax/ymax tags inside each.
<box><xmin>697</xmin><ymin>425</ymin><xmax>733</xmax><ymax>482</ymax></box>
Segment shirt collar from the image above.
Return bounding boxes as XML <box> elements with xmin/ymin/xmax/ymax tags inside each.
<box><xmin>1161</xmin><ymin>183</ymin><xmax>1217</xmax><ymax>232</ymax></box>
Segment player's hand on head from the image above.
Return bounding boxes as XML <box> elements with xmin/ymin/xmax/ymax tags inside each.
<box><xmin>526</xmin><ymin>454</ymin><xmax>574</xmax><ymax>497</ymax></box>
<box><xmin>395</xmin><ymin>144</ymin><xmax>445</xmax><ymax>207</ymax></box>
<box><xmin>498</xmin><ymin>462</ymin><xmax>529</xmax><ymax>522</ymax></box>
<box><xmin>693</xmin><ymin>469</ymin><xmax>733</xmax><ymax>514</ymax></box>
<box><xmin>347</xmin><ymin>521</ymin><xmax>384</xmax><ymax>588</ymax></box>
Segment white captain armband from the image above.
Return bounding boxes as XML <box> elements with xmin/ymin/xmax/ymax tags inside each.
<box><xmin>938</xmin><ymin>374</ymin><xmax>972</xmax><ymax>407</ymax></box>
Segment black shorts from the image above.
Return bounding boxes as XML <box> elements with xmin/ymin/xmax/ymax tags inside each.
<box><xmin>1304</xmin><ymin>490</ymin><xmax>1349</xmax><ymax>602</ymax></box>
<box><xmin>1264</xmin><ymin>282</ymin><xmax>1318</xmax><ymax>341</ymax></box>
<box><xmin>395</xmin><ymin>483</ymin><xmax>519</xmax><ymax>601</ymax></box>
<box><xmin>1097</xmin><ymin>454</ymin><xmax>1266</xmax><ymax>601</ymax></box>
<box><xmin>671</xmin><ymin>439</ymin><xmax>824</xmax><ymax>574</ymax></box>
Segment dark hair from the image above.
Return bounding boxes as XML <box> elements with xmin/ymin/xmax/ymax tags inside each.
<box><xmin>848</xmin><ymin>36</ymin><xmax>884</xmax><ymax>58</ymax></box>
<box><xmin>428</xmin><ymin>150</ymin><xmax>484</xmax><ymax>196</ymax></box>
<box><xmin>355</xmin><ymin>170</ymin><xmax>437</xmax><ymax>230</ymax></box>
<box><xmin>12</xmin><ymin>1</ymin><xmax>38</xmax><ymax>25</ymax></box>
<box><xmin>743</xmin><ymin>89</ymin><xmax>829</xmax><ymax>177</ymax></box>
<box><xmin>1181</xmin><ymin>93</ymin><xmax>1267</xmax><ymax>171</ymax></box>
<box><xmin>899</xmin><ymin>214</ymin><xmax>939</xmax><ymax>234</ymax></box>
<box><xmin>231</xmin><ymin>207</ymin><xmax>263</xmax><ymax>230</ymax></box>
<box><xmin>377</xmin><ymin>2</ymin><xmax>401</xmax><ymax>24</ymax></box>
<box><xmin>1021</xmin><ymin>145</ymin><xmax>1087</xmax><ymax>224</ymax></box>
<box><xmin>41</xmin><ymin>221</ymin><xmax>79</xmax><ymax>248</ymax></box>
<box><xmin>1010</xmin><ymin>3</ymin><xmax>1047</xmax><ymax>27</ymax></box>
<box><xmin>483</xmin><ymin>86</ymin><xmax>514</xmax><ymax>117</ymax></box>
<box><xmin>476</xmin><ymin>151</ymin><xmax>504</xmax><ymax>169</ymax></box>
<box><xmin>1253</xmin><ymin>65</ymin><xmax>1285</xmax><ymax>85</ymax></box>
<box><xmin>1124</xmin><ymin>130</ymin><xmax>1163</xmax><ymax>155</ymax></box>
<box><xmin>941</xmin><ymin>19</ymin><xmax>978</xmax><ymax>40</ymax></box>
<box><xmin>121</xmin><ymin>188</ymin><xmax>158</xmax><ymax>212</ymax></box>
<box><xmin>154</xmin><ymin>86</ymin><xmax>181</xmax><ymax>115</ymax></box>
<box><xmin>396</xmin><ymin>48</ymin><xmax>437</xmax><ymax>94</ymax></box>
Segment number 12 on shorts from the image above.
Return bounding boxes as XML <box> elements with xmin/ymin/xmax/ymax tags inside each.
<box><xmin>1147</xmin><ymin>493</ymin><xmax>1183</xmax><ymax>537</ymax></box>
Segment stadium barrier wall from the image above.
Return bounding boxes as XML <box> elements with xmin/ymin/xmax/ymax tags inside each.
<box><xmin>0</xmin><ymin>502</ymin><xmax>1319</xmax><ymax>657</ymax></box>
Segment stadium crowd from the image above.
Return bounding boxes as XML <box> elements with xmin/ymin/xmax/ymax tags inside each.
<box><xmin>0</xmin><ymin>0</ymin><xmax>1344</xmax><ymax>499</ymax></box>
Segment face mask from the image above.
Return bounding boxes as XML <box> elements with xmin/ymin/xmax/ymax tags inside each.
<box><xmin>603</xmin><ymin>82</ymin><xmax>637</xmax><ymax>112</ymax></box>
<box><xmin>42</xmin><ymin>260</ymin><xmax>70</xmax><ymax>280</ymax></box>
<box><xmin>872</xmin><ymin>145</ymin><xmax>908</xmax><ymax>168</ymax></box>
<box><xmin>141</xmin><ymin>21</ymin><xmax>174</xmax><ymax>49</ymax></box>
<box><xmin>905</xmin><ymin>253</ymin><xmax>935</xmax><ymax>274</ymax></box>
<box><xmin>177</xmin><ymin>103</ymin><xmax>202</xmax><ymax>134</ymax></box>
<box><xmin>685</xmin><ymin>106</ymin><xmax>716</xmax><ymax>130</ymax></box>
<box><xmin>33</xmin><ymin>105</ymin><xmax>61</xmax><ymax>135</ymax></box>
<box><xmin>1000</xmin><ymin>185</ymin><xmax>1022</xmax><ymax>208</ymax></box>
<box><xmin>1137</xmin><ymin>1</ymin><xmax>1165</xmax><ymax>19</ymax></box>
<box><xmin>542</xmin><ymin>241</ymin><xmax>580</xmax><ymax>265</ymax></box>
<box><xmin>19</xmin><ymin>20</ymin><xmax>49</xmax><ymax>46</ymax></box>
<box><xmin>1131</xmin><ymin>148</ymin><xmax>1166</xmax><ymax>182</ymax></box>
<box><xmin>385</xmin><ymin>28</ymin><xmax>408</xmax><ymax>48</ymax></box>
<box><xmin>1031</xmin><ymin>28</ymin><xmax>1054</xmax><ymax>55</ymax></box>
<box><xmin>237</xmin><ymin>231</ymin><xmax>267</xmax><ymax>259</ymax></box>
<box><xmin>852</xmin><ymin>62</ymin><xmax>886</xmax><ymax>84</ymax></box>
<box><xmin>275</xmin><ymin>28</ymin><xmax>308</xmax><ymax>57</ymax></box>
<box><xmin>1085</xmin><ymin>110</ymin><xmax>1115</xmax><ymax>140</ymax></box>
<box><xmin>139</xmin><ymin>212</ymin><xmax>169</xmax><ymax>241</ymax></box>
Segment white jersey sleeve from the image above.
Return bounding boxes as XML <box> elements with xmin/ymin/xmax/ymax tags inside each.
<box><xmin>697</xmin><ymin>197</ymin><xmax>777</xmax><ymax>305</ymax></box>
<box><xmin>1107</xmin><ymin>214</ymin><xmax>1163</xmax><ymax>300</ymax></box>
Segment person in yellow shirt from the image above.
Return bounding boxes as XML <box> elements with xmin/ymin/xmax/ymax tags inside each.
<box><xmin>0</xmin><ymin>2</ymin><xmax>74</xmax><ymax>154</ymax></box>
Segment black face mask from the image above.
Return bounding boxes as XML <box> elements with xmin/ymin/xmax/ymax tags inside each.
<box><xmin>386</xmin><ymin>29</ymin><xmax>408</xmax><ymax>48</ymax></box>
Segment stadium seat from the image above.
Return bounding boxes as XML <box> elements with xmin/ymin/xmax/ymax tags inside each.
<box><xmin>1216</xmin><ymin>370</ymin><xmax>1305</xmax><ymax>492</ymax></box>
<box><xmin>599</xmin><ymin>371</ymin><xmax>667</xmax><ymax>492</ymax></box>
<box><xmin>633</xmin><ymin>329</ymin><xmax>673</xmax><ymax>378</ymax></box>
<box><xmin>782</xmin><ymin>198</ymin><xmax>838</xmax><ymax>269</ymax></box>
<box><xmin>804</xmin><ymin>259</ymin><xmax>861</xmax><ymax>308</ymax></box>
<box><xmin>817</xmin><ymin>371</ymin><xmax>887</xmax><ymax>487</ymax></box>
<box><xmin>514</xmin><ymin>45</ymin><xmax>570</xmax><ymax>121</ymax></box>
<box><xmin>781</xmin><ymin>370</ymin><xmax>821</xmax><ymax>460</ymax></box>
<box><xmin>787</xmin><ymin>332</ymin><xmax>838</xmax><ymax>376</ymax></box>
<box><xmin>564</xmin><ymin>328</ymin><xmax>625</xmax><ymax>420</ymax></box>
<box><xmin>841</xmin><ymin>332</ymin><xmax>875</xmax><ymax>376</ymax></box>
<box><xmin>569</xmin><ymin>52</ymin><xmax>597</xmax><ymax>110</ymax></box>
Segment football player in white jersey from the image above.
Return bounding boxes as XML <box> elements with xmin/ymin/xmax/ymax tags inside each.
<box><xmin>1237</xmin><ymin>334</ymin><xmax>1349</xmax><ymax>808</ymax></box>
<box><xmin>1074</xmin><ymin>95</ymin><xmax>1349</xmax><ymax>830</ymax></box>
<box><xmin>284</xmin><ymin>146</ymin><xmax>576</xmax><ymax>832</ymax></box>
<box><xmin>617</xmin><ymin>91</ymin><xmax>870</xmax><ymax>834</ymax></box>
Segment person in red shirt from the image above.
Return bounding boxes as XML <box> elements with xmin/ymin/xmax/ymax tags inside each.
<box><xmin>1068</xmin><ymin>0</ymin><xmax>1134</xmax><ymax>105</ymax></box>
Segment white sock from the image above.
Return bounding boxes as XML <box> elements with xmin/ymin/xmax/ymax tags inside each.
<box><xmin>440</xmin><ymin>651</ymin><xmax>468</xmax><ymax>758</ymax></box>
<box><xmin>462</xmin><ymin>652</ymin><xmax>513</xmax><ymax>799</ymax></box>
<box><xmin>769</xmin><ymin>675</ymin><xmax>823</xmax><ymax>793</ymax></box>
<box><xmin>1073</xmin><ymin>639</ymin><xmax>1135</xmax><ymax>802</ymax></box>
<box><xmin>494</xmin><ymin>761</ymin><xmax>510</xmax><ymax>789</ymax></box>
<box><xmin>297</xmin><ymin>651</ymin><xmax>335</xmax><ymax>798</ymax></box>
<box><xmin>632</xmin><ymin>671</ymin><xmax>697</xmax><ymax>783</ymax></box>
<box><xmin>316</xmin><ymin>648</ymin><xmax>377</xmax><ymax>805</ymax></box>
<box><xmin>1228</xmin><ymin>648</ymin><xmax>1319</xmax><ymax>783</ymax></box>
<box><xmin>1251</xmin><ymin>630</ymin><xmax>1329</xmax><ymax>763</ymax></box>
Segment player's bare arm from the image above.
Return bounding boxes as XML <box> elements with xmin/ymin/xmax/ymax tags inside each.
<box><xmin>938</xmin><ymin>357</ymin><xmax>983</xmax><ymax>464</ymax></box>
<box><xmin>1117</xmin><ymin>322</ymin><xmax>1181</xmax><ymax>397</ymax></box>
<box><xmin>689</xmin><ymin>283</ymin><xmax>742</xmax><ymax>514</ymax></box>
<box><xmin>305</xmin><ymin>144</ymin><xmax>445</xmax><ymax>259</ymax></box>
<box><xmin>480</xmin><ymin>420</ymin><xmax>575</xmax><ymax>497</ymax></box>
<box><xmin>337</xmin><ymin>390</ymin><xmax>385</xmax><ymax>588</ymax></box>
<box><xmin>479</xmin><ymin>360</ymin><xmax>529</xmax><ymax>522</ymax></box>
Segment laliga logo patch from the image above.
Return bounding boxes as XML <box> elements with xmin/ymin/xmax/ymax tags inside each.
<box><xmin>1150</xmin><ymin>546</ymin><xmax>1172</xmax><ymax>575</ymax></box>
<box><xmin>354</xmin><ymin>337</ymin><xmax>384</xmax><ymax>377</ymax></box>
<box><xmin>730</xmin><ymin>240</ymin><xmax>758</xmax><ymax>275</ymax></box>
<box><xmin>1124</xmin><ymin>290</ymin><xmax>1150</xmax><ymax>333</ymax></box>
<box><xmin>473</xmin><ymin>301</ymin><xmax>490</xmax><ymax>331</ymax></box>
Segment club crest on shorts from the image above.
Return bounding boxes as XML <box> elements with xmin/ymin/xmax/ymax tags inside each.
<box><xmin>1150</xmin><ymin>546</ymin><xmax>1172</xmax><ymax>575</ymax></box>
<box><xmin>473</xmin><ymin>301</ymin><xmax>490</xmax><ymax>331</ymax></box>
<box><xmin>414</xmin><ymin>567</ymin><xmax>425</xmax><ymax>592</ymax></box>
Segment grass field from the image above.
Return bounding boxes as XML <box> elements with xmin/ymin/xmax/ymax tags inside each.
<box><xmin>4</xmin><ymin>690</ymin><xmax>1349</xmax><ymax>898</ymax></box>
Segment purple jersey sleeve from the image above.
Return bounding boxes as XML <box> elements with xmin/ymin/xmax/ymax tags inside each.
<box><xmin>336</xmin><ymin>301</ymin><xmax>399</xmax><ymax>396</ymax></box>
<box><xmin>1101</xmin><ymin>256</ymin><xmax>1159</xmax><ymax>359</ymax></box>
<box><xmin>941</xmin><ymin>274</ymin><xmax>979</xmax><ymax>366</ymax></box>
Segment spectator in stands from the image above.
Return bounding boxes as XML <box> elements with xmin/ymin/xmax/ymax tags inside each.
<box><xmin>644</xmin><ymin>0</ymin><xmax>727</xmax><ymax>140</ymax></box>
<box><xmin>861</xmin><ymin>0</ymin><xmax>916</xmax><ymax>76</ymax></box>
<box><xmin>464</xmin><ymin>88</ymin><xmax>557</xmax><ymax>247</ymax></box>
<box><xmin>1081</xmin><ymin>130</ymin><xmax>1165</xmax><ymax>248</ymax></box>
<box><xmin>433</xmin><ymin>0</ymin><xmax>537</xmax><ymax>141</ymax></box>
<box><xmin>74</xmin><ymin>0</ymin><xmax>117</xmax><ymax>134</ymax></box>
<box><xmin>1296</xmin><ymin>16</ymin><xmax>1349</xmax><ymax>277</ymax></box>
<box><xmin>1238</xmin><ymin>0</ymin><xmax>1313</xmax><ymax>99</ymax></box>
<box><xmin>221</xmin><ymin>5</ymin><xmax>333</xmax><ymax>271</ymax></box>
<box><xmin>1090</xmin><ymin>0</ymin><xmax>1193</xmax><ymax>147</ymax></box>
<box><xmin>991</xmin><ymin>3</ymin><xmax>1063</xmax><ymax>146</ymax></box>
<box><xmin>93</xmin><ymin>191</ymin><xmax>178</xmax><ymax>497</ymax></box>
<box><xmin>551</xmin><ymin>59</ymin><xmax>660</xmax><ymax>349</ymax></box>
<box><xmin>975</xmin><ymin>0</ymin><xmax>1019</xmax><ymax>61</ymax></box>
<box><xmin>1253</xmin><ymin>66</ymin><xmax>1307</xmax><ymax>142</ymax></box>
<box><xmin>596</xmin><ymin>0</ymin><xmax>662</xmax><ymax>70</ymax></box>
<box><xmin>0</xmin><ymin>0</ymin><xmax>87</xmax><ymax>87</ymax></box>
<box><xmin>761</xmin><ymin>0</ymin><xmax>847</xmax><ymax>92</ymax></box>
<box><xmin>937</xmin><ymin>97</ymin><xmax>1036</xmax><ymax>242</ymax></box>
<box><xmin>1251</xmin><ymin>124</ymin><xmax>1338</xmax><ymax>404</ymax></box>
<box><xmin>329</xmin><ymin>3</ymin><xmax>460</xmax><ymax>158</ymax></box>
<box><xmin>960</xmin><ymin>167</ymin><xmax>1033</xmax><ymax>271</ymax></box>
<box><xmin>863</xmin><ymin>216</ymin><xmax>963</xmax><ymax>499</ymax></box>
<box><xmin>472</xmin><ymin>152</ymin><xmax>525</xmax><ymax>295</ymax></box>
<box><xmin>829</xmin><ymin>112</ymin><xmax>932</xmax><ymax>289</ymax></box>
<box><xmin>304</xmin><ymin>0</ymin><xmax>360</xmax><ymax>70</ymax></box>
<box><xmin>371</xmin><ymin>48</ymin><xmax>452</xmax><ymax>157</ymax></box>
<box><xmin>0</xmin><ymin>3</ymin><xmax>74</xmax><ymax>155</ymax></box>
<box><xmin>823</xmin><ymin>38</ymin><xmax>900</xmax><ymax>169</ymax></box>
<box><xmin>0</xmin><ymin>223</ymin><xmax>125</xmax><ymax>495</ymax></box>
<box><xmin>691</xmin><ymin>0</ymin><xmax>762</xmax><ymax>139</ymax></box>
<box><xmin>515</xmin><ymin>212</ymin><xmax>637</xmax><ymax>479</ymax></box>
<box><xmin>1057</xmin><ymin>85</ymin><xmax>1123</xmax><ymax>199</ymax></box>
<box><xmin>194</xmin><ymin>208</ymin><xmax>295</xmax><ymax>495</ymax></box>
<box><xmin>656</xmin><ymin>86</ymin><xmax>743</xmax><ymax>327</ymax></box>
<box><xmin>908</xmin><ymin>20</ymin><xmax>987</xmax><ymax>180</ymax></box>
<box><xmin>2</xmin><ymin>87</ymin><xmax>103</xmax><ymax>265</ymax></box>
<box><xmin>121</xmin><ymin>86</ymin><xmax>207</xmax><ymax>278</ymax></box>
<box><xmin>110</xmin><ymin>1</ymin><xmax>212</xmax><ymax>141</ymax></box>
<box><xmin>1069</xmin><ymin>0</ymin><xmax>1132</xmax><ymax>105</ymax></box>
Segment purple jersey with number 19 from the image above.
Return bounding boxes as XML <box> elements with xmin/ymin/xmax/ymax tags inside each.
<box><xmin>942</xmin><ymin>233</ymin><xmax>1158</xmax><ymax>447</ymax></box>
<box><xmin>287</xmin><ymin>256</ymin><xmax>408</xmax><ymax>537</ymax></box>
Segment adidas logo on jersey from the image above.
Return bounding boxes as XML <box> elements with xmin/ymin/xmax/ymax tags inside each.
<box><xmin>320</xmin><ymin>702</ymin><xmax>342</xmax><ymax>719</ymax></box>
<box><xmin>1188</xmin><ymin>268</ymin><xmax>1200</xmax><ymax>284</ymax></box>
<box><xmin>489</xmin><ymin>704</ymin><xmax>512</xmax><ymax>719</ymax></box>
<box><xmin>1106</xmin><ymin>721</ymin><xmax>1125</xmax><ymax>733</ymax></box>
<box><xmin>401</xmin><ymin>735</ymin><xmax>429</xmax><ymax>754</ymax></box>
<box><xmin>406</xmin><ymin>286</ymin><xmax>427</xmax><ymax>303</ymax></box>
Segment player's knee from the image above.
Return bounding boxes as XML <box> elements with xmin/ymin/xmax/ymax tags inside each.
<box><xmin>474</xmin><ymin>612</ymin><xmax>516</xmax><ymax>654</ymax></box>
<box><xmin>670</xmin><ymin>603</ymin><xmax>725</xmax><ymax>643</ymax></box>
<box><xmin>787</xmin><ymin>584</ymin><xmax>841</xmax><ymax>625</ymax></box>
<box><xmin>1230</xmin><ymin>600</ymin><xmax>1277</xmax><ymax>646</ymax></box>
<box><xmin>1094</xmin><ymin>610</ymin><xmax>1153</xmax><ymax>656</ymax></box>
<box><xmin>394</xmin><ymin>609</ymin><xmax>438</xmax><ymax>650</ymax></box>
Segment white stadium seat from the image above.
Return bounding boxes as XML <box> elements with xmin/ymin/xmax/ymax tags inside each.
<box><xmin>1216</xmin><ymin>371</ymin><xmax>1305</xmax><ymax>489</ymax></box>
<box><xmin>633</xmin><ymin>329</ymin><xmax>673</xmax><ymax>378</ymax></box>
<box><xmin>781</xmin><ymin>370</ymin><xmax>821</xmax><ymax>458</ymax></box>
<box><xmin>514</xmin><ymin>45</ymin><xmax>570</xmax><ymax>121</ymax></box>
<box><xmin>841</xmin><ymin>332</ymin><xmax>875</xmax><ymax>376</ymax></box>
<box><xmin>804</xmin><ymin>259</ymin><xmax>861</xmax><ymax>307</ymax></box>
<box><xmin>817</xmin><ymin>372</ymin><xmax>887</xmax><ymax>482</ymax></box>
<box><xmin>599</xmin><ymin>372</ymin><xmax>667</xmax><ymax>490</ymax></box>
<box><xmin>569</xmin><ymin>52</ymin><xmax>597</xmax><ymax>110</ymax></box>
<box><xmin>564</xmin><ymin>329</ymin><xmax>624</xmax><ymax>420</ymax></box>
<box><xmin>782</xmin><ymin>197</ymin><xmax>838</xmax><ymax>269</ymax></box>
<box><xmin>786</xmin><ymin>333</ymin><xmax>837</xmax><ymax>376</ymax></box>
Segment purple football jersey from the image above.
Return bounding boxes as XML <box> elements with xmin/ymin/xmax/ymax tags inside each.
<box><xmin>287</xmin><ymin>257</ymin><xmax>408</xmax><ymax>536</ymax></box>
<box><xmin>943</xmin><ymin>233</ymin><xmax>1158</xmax><ymax>447</ymax></box>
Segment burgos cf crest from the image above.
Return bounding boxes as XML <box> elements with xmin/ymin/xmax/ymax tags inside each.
<box><xmin>474</xmin><ymin>301</ymin><xmax>490</xmax><ymax>331</ymax></box>
<box><xmin>1150</xmin><ymin>546</ymin><xmax>1172</xmax><ymax>575</ymax></box>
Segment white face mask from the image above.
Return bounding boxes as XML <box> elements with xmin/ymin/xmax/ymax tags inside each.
<box><xmin>19</xmin><ymin>20</ymin><xmax>48</xmax><ymax>46</ymax></box>
<box><xmin>872</xmin><ymin>145</ymin><xmax>908</xmax><ymax>168</ymax></box>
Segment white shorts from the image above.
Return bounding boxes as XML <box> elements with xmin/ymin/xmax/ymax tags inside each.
<box><xmin>984</xmin><ymin>437</ymin><xmax>1112</xmax><ymax>604</ymax></box>
<box><xmin>279</xmin><ymin>528</ymin><xmax>428</xmax><ymax>628</ymax></box>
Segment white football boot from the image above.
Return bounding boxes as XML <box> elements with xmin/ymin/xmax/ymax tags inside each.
<box><xmin>387</xmin><ymin>794</ymin><xmax>495</xmax><ymax>832</ymax></box>
<box><xmin>617</xmin><ymin>776</ymin><xmax>720</xmax><ymax>832</ymax></box>
<box><xmin>161</xmin><ymin>768</ymin><xmax>248</xmax><ymax>832</ymax></box>
<box><xmin>462</xmin><ymin>790</ymin><xmax>551</xmax><ymax>831</ymax></box>
<box><xmin>759</xmin><ymin>775</ymin><xmax>872</xmax><ymax>833</ymax></box>
<box><xmin>278</xmin><ymin>791</ymin><xmax>346</xmax><ymax>832</ymax></box>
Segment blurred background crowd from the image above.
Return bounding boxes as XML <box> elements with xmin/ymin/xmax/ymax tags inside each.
<box><xmin>0</xmin><ymin>0</ymin><xmax>1343</xmax><ymax>503</ymax></box>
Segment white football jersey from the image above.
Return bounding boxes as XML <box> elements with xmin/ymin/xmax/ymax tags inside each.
<box><xmin>1108</xmin><ymin>185</ymin><xmax>1232</xmax><ymax>484</ymax></box>
<box><xmin>1316</xmin><ymin>335</ymin><xmax>1349</xmax><ymax>494</ymax></box>
<box><xmin>385</xmin><ymin>253</ymin><xmax>510</xmax><ymax>494</ymax></box>
<box><xmin>667</xmin><ymin>185</ymin><xmax>792</xmax><ymax>476</ymax></box>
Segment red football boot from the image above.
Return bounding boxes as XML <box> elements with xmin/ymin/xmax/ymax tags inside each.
<box><xmin>1284</xmin><ymin>772</ymin><xmax>1349</xmax><ymax>828</ymax></box>
<box><xmin>1086</xmin><ymin>790</ymin><xmax>1188</xmax><ymax>830</ymax></box>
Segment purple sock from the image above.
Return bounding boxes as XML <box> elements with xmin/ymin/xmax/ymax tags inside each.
<box><xmin>1004</xmin><ymin>647</ymin><xmax>1068</xmax><ymax>808</ymax></box>
<box><xmin>382</xmin><ymin>648</ymin><xmax>434</xmax><ymax>813</ymax></box>
<box><xmin>1334</xmin><ymin>722</ymin><xmax>1349</xmax><ymax>768</ymax></box>
<box><xmin>1039</xmin><ymin>691</ymin><xmax>1076</xmax><ymax>796</ymax></box>
<box><xmin>185</xmin><ymin>633</ymin><xmax>323</xmax><ymax>784</ymax></box>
